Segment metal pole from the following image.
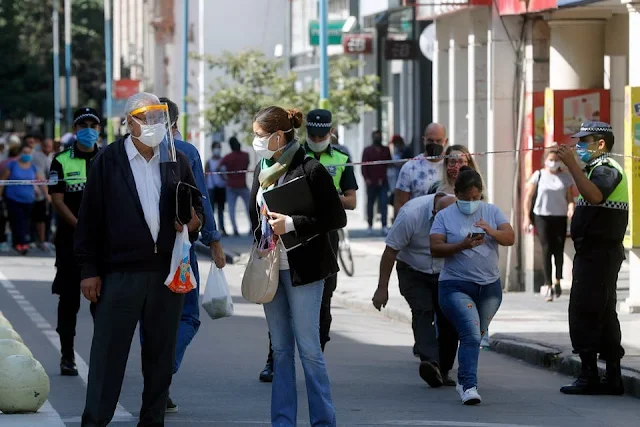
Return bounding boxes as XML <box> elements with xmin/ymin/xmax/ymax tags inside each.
<box><xmin>318</xmin><ymin>0</ymin><xmax>329</xmax><ymax>109</ymax></box>
<box><xmin>53</xmin><ymin>1</ymin><xmax>61</xmax><ymax>139</ymax></box>
<box><xmin>180</xmin><ymin>0</ymin><xmax>188</xmax><ymax>138</ymax></box>
<box><xmin>105</xmin><ymin>0</ymin><xmax>114</xmax><ymax>143</ymax></box>
<box><xmin>64</xmin><ymin>0</ymin><xmax>72</xmax><ymax>131</ymax></box>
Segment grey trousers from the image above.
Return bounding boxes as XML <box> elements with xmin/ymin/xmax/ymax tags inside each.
<box><xmin>81</xmin><ymin>270</ymin><xmax>185</xmax><ymax>427</ymax></box>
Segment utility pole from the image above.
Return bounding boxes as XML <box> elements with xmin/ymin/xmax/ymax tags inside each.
<box><xmin>318</xmin><ymin>0</ymin><xmax>329</xmax><ymax>109</ymax></box>
<box><xmin>105</xmin><ymin>0</ymin><xmax>114</xmax><ymax>143</ymax></box>
<box><xmin>64</xmin><ymin>0</ymin><xmax>72</xmax><ymax>131</ymax></box>
<box><xmin>53</xmin><ymin>0</ymin><xmax>61</xmax><ymax>139</ymax></box>
<box><xmin>181</xmin><ymin>0</ymin><xmax>188</xmax><ymax>138</ymax></box>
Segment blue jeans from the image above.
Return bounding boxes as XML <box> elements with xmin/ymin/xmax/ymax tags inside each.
<box><xmin>140</xmin><ymin>247</ymin><xmax>201</xmax><ymax>374</ymax></box>
<box><xmin>439</xmin><ymin>279</ymin><xmax>502</xmax><ymax>390</ymax></box>
<box><xmin>226</xmin><ymin>187</ymin><xmax>250</xmax><ymax>234</ymax></box>
<box><xmin>263</xmin><ymin>271</ymin><xmax>336</xmax><ymax>427</ymax></box>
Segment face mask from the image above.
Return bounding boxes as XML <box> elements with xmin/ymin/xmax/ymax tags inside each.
<box><xmin>136</xmin><ymin>123</ymin><xmax>166</xmax><ymax>148</ymax></box>
<box><xmin>212</xmin><ymin>148</ymin><xmax>221</xmax><ymax>157</ymax></box>
<box><xmin>545</xmin><ymin>160</ymin><xmax>560</xmax><ymax>171</ymax></box>
<box><xmin>373</xmin><ymin>136</ymin><xmax>382</xmax><ymax>145</ymax></box>
<box><xmin>425</xmin><ymin>143</ymin><xmax>444</xmax><ymax>157</ymax></box>
<box><xmin>76</xmin><ymin>128</ymin><xmax>99</xmax><ymax>148</ymax></box>
<box><xmin>306</xmin><ymin>136</ymin><xmax>330</xmax><ymax>153</ymax></box>
<box><xmin>173</xmin><ymin>130</ymin><xmax>183</xmax><ymax>140</ymax></box>
<box><xmin>20</xmin><ymin>154</ymin><xmax>32</xmax><ymax>163</ymax></box>
<box><xmin>253</xmin><ymin>133</ymin><xmax>279</xmax><ymax>160</ymax></box>
<box><xmin>575</xmin><ymin>142</ymin><xmax>593</xmax><ymax>163</ymax></box>
<box><xmin>457</xmin><ymin>200</ymin><xmax>482</xmax><ymax>215</ymax></box>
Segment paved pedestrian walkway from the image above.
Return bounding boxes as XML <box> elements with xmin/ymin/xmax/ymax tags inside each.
<box><xmin>205</xmin><ymin>208</ymin><xmax>640</xmax><ymax>397</ymax></box>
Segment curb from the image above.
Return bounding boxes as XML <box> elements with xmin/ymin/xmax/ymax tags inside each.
<box><xmin>490</xmin><ymin>333</ymin><xmax>640</xmax><ymax>399</ymax></box>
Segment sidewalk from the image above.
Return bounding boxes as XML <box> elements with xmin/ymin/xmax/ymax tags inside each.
<box><xmin>207</xmin><ymin>209</ymin><xmax>640</xmax><ymax>398</ymax></box>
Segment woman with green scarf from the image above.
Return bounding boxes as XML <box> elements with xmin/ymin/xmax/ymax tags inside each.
<box><xmin>249</xmin><ymin>106</ymin><xmax>346</xmax><ymax>426</ymax></box>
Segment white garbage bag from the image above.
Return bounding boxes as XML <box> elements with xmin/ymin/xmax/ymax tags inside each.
<box><xmin>202</xmin><ymin>264</ymin><xmax>233</xmax><ymax>320</ymax></box>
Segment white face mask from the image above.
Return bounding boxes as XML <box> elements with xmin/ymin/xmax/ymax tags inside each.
<box><xmin>253</xmin><ymin>133</ymin><xmax>279</xmax><ymax>160</ymax></box>
<box><xmin>212</xmin><ymin>148</ymin><xmax>221</xmax><ymax>157</ymax></box>
<box><xmin>545</xmin><ymin>160</ymin><xmax>560</xmax><ymax>171</ymax></box>
<box><xmin>137</xmin><ymin>123</ymin><xmax>166</xmax><ymax>147</ymax></box>
<box><xmin>130</xmin><ymin>116</ymin><xmax>166</xmax><ymax>148</ymax></box>
<box><xmin>306</xmin><ymin>136</ymin><xmax>330</xmax><ymax>153</ymax></box>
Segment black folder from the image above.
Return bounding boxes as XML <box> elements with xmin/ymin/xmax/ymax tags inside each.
<box><xmin>262</xmin><ymin>176</ymin><xmax>318</xmax><ymax>251</ymax></box>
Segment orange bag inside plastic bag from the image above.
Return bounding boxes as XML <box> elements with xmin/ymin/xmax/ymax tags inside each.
<box><xmin>164</xmin><ymin>228</ymin><xmax>196</xmax><ymax>294</ymax></box>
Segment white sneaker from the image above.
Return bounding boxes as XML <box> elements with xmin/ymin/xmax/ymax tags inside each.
<box><xmin>456</xmin><ymin>383</ymin><xmax>482</xmax><ymax>405</ymax></box>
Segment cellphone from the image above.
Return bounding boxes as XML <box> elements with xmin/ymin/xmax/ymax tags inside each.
<box><xmin>469</xmin><ymin>232</ymin><xmax>485</xmax><ymax>239</ymax></box>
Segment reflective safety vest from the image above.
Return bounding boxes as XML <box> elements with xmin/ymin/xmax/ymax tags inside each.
<box><xmin>306</xmin><ymin>146</ymin><xmax>349</xmax><ymax>192</ymax></box>
<box><xmin>54</xmin><ymin>149</ymin><xmax>89</xmax><ymax>193</ymax></box>
<box><xmin>577</xmin><ymin>156</ymin><xmax>628</xmax><ymax>210</ymax></box>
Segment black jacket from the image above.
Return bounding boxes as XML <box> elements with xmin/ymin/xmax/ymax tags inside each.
<box><xmin>75</xmin><ymin>137</ymin><xmax>204</xmax><ymax>280</ymax></box>
<box><xmin>250</xmin><ymin>147</ymin><xmax>347</xmax><ymax>286</ymax></box>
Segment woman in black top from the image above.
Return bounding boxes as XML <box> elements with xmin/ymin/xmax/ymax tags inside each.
<box><xmin>249</xmin><ymin>106</ymin><xmax>345</xmax><ymax>426</ymax></box>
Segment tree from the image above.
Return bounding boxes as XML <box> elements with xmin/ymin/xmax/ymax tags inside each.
<box><xmin>0</xmin><ymin>0</ymin><xmax>105</xmax><ymax>122</ymax></box>
<box><xmin>196</xmin><ymin>50</ymin><xmax>379</xmax><ymax>141</ymax></box>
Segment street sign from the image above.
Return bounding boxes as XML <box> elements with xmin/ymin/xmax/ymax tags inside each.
<box><xmin>384</xmin><ymin>39</ymin><xmax>417</xmax><ymax>60</ymax></box>
<box><xmin>342</xmin><ymin>34</ymin><xmax>373</xmax><ymax>54</ymax></box>
<box><xmin>113</xmin><ymin>79</ymin><xmax>140</xmax><ymax>100</ymax></box>
<box><xmin>309</xmin><ymin>20</ymin><xmax>345</xmax><ymax>46</ymax></box>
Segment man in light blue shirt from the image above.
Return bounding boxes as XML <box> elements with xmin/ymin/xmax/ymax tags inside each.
<box><xmin>373</xmin><ymin>192</ymin><xmax>458</xmax><ymax>388</ymax></box>
<box><xmin>139</xmin><ymin>97</ymin><xmax>226</xmax><ymax>413</ymax></box>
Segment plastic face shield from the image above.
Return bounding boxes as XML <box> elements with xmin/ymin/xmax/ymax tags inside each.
<box><xmin>128</xmin><ymin>104</ymin><xmax>177</xmax><ymax>162</ymax></box>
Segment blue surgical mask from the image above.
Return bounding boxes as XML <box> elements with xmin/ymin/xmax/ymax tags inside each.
<box><xmin>76</xmin><ymin>128</ymin><xmax>99</xmax><ymax>148</ymax></box>
<box><xmin>575</xmin><ymin>142</ymin><xmax>592</xmax><ymax>163</ymax></box>
<box><xmin>457</xmin><ymin>200</ymin><xmax>482</xmax><ymax>215</ymax></box>
<box><xmin>20</xmin><ymin>154</ymin><xmax>32</xmax><ymax>163</ymax></box>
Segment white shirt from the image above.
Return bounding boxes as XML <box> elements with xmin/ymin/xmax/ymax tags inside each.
<box><xmin>395</xmin><ymin>154</ymin><xmax>443</xmax><ymax>199</ymax></box>
<box><xmin>125</xmin><ymin>136</ymin><xmax>162</xmax><ymax>243</ymax></box>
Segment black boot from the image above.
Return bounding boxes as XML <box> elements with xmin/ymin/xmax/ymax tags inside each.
<box><xmin>60</xmin><ymin>336</ymin><xmax>78</xmax><ymax>376</ymax></box>
<box><xmin>560</xmin><ymin>353</ymin><xmax>600</xmax><ymax>395</ymax></box>
<box><xmin>259</xmin><ymin>345</ymin><xmax>274</xmax><ymax>383</ymax></box>
<box><xmin>600</xmin><ymin>359</ymin><xmax>624</xmax><ymax>395</ymax></box>
<box><xmin>259</xmin><ymin>362</ymin><xmax>273</xmax><ymax>383</ymax></box>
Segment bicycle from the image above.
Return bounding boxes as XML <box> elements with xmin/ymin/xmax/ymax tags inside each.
<box><xmin>336</xmin><ymin>228</ymin><xmax>354</xmax><ymax>277</ymax></box>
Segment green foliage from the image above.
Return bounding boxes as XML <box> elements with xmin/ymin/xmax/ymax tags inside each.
<box><xmin>0</xmin><ymin>0</ymin><xmax>105</xmax><ymax>121</ymax></box>
<box><xmin>196</xmin><ymin>50</ymin><xmax>379</xmax><ymax>142</ymax></box>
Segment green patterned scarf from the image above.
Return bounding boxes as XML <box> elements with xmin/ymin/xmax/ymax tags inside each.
<box><xmin>258</xmin><ymin>141</ymin><xmax>300</xmax><ymax>190</ymax></box>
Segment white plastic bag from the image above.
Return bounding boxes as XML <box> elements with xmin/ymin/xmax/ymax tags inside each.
<box><xmin>202</xmin><ymin>264</ymin><xmax>234</xmax><ymax>319</ymax></box>
<box><xmin>164</xmin><ymin>228</ymin><xmax>196</xmax><ymax>293</ymax></box>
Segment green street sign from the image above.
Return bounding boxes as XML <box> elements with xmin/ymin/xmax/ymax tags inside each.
<box><xmin>309</xmin><ymin>20</ymin><xmax>345</xmax><ymax>46</ymax></box>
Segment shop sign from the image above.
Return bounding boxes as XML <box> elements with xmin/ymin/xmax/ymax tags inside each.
<box><xmin>416</xmin><ymin>0</ymin><xmax>491</xmax><ymax>20</ymax></box>
<box><xmin>384</xmin><ymin>39</ymin><xmax>417</xmax><ymax>61</ymax></box>
<box><xmin>309</xmin><ymin>20</ymin><xmax>345</xmax><ymax>46</ymax></box>
<box><xmin>342</xmin><ymin>34</ymin><xmax>373</xmax><ymax>54</ymax></box>
<box><xmin>624</xmin><ymin>86</ymin><xmax>640</xmax><ymax>248</ymax></box>
<box><xmin>113</xmin><ymin>79</ymin><xmax>140</xmax><ymax>100</ymax></box>
<box><xmin>495</xmin><ymin>0</ymin><xmax>557</xmax><ymax>15</ymax></box>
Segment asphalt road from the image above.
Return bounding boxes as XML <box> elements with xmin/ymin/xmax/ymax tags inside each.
<box><xmin>0</xmin><ymin>255</ymin><xmax>638</xmax><ymax>427</ymax></box>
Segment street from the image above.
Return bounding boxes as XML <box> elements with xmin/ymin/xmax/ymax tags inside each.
<box><xmin>0</xmin><ymin>250</ymin><xmax>639</xmax><ymax>427</ymax></box>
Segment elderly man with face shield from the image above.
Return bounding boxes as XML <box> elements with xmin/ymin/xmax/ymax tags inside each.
<box><xmin>75</xmin><ymin>92</ymin><xmax>204</xmax><ymax>427</ymax></box>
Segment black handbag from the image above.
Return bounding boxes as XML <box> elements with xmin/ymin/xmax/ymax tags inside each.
<box><xmin>175</xmin><ymin>181</ymin><xmax>202</xmax><ymax>225</ymax></box>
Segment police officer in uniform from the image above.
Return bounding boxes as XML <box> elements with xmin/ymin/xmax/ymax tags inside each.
<box><xmin>49</xmin><ymin>107</ymin><xmax>101</xmax><ymax>376</ymax></box>
<box><xmin>258</xmin><ymin>109</ymin><xmax>358</xmax><ymax>382</ymax></box>
<box><xmin>557</xmin><ymin>122</ymin><xmax>628</xmax><ymax>395</ymax></box>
